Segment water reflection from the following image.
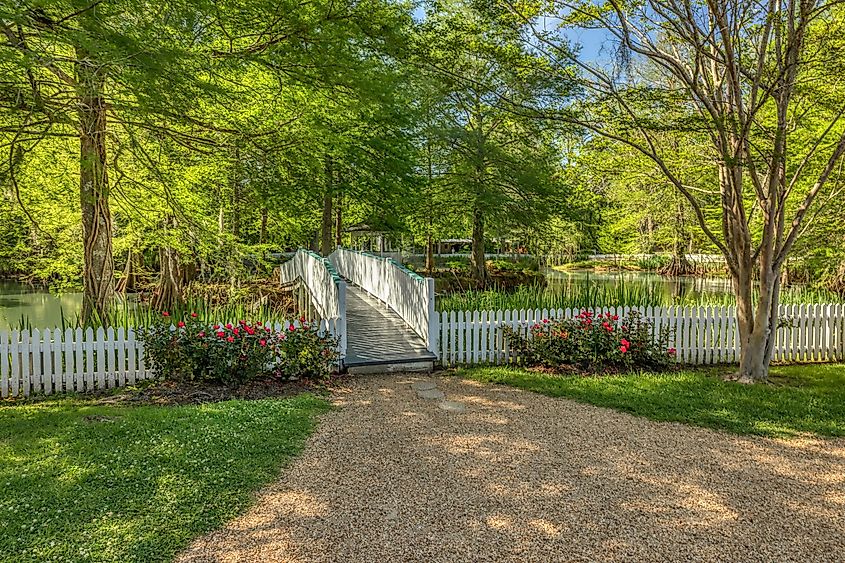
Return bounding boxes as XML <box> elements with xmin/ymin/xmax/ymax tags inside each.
<box><xmin>543</xmin><ymin>269</ymin><xmax>735</xmax><ymax>303</ymax></box>
<box><xmin>0</xmin><ymin>281</ymin><xmax>84</xmax><ymax>330</ymax></box>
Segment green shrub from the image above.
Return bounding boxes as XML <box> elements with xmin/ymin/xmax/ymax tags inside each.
<box><xmin>489</xmin><ymin>258</ymin><xmax>539</xmax><ymax>272</ymax></box>
<box><xmin>502</xmin><ymin>310</ymin><xmax>674</xmax><ymax>371</ymax></box>
<box><xmin>139</xmin><ymin>313</ymin><xmax>338</xmax><ymax>384</ymax></box>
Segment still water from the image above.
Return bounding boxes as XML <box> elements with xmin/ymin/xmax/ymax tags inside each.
<box><xmin>543</xmin><ymin>268</ymin><xmax>735</xmax><ymax>302</ymax></box>
<box><xmin>0</xmin><ymin>272</ymin><xmax>741</xmax><ymax>329</ymax></box>
<box><xmin>0</xmin><ymin>281</ymin><xmax>83</xmax><ymax>330</ymax></box>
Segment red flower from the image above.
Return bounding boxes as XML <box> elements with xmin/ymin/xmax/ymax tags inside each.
<box><xmin>216</xmin><ymin>331</ymin><xmax>225</xmax><ymax>338</ymax></box>
<box><xmin>264</xmin><ymin>326</ymin><xmax>271</xmax><ymax>332</ymax></box>
<box><xmin>162</xmin><ymin>311</ymin><xmax>170</xmax><ymax>317</ymax></box>
<box><xmin>177</xmin><ymin>321</ymin><xmax>185</xmax><ymax>328</ymax></box>
<box><xmin>542</xmin><ymin>318</ymin><xmax>550</xmax><ymax>324</ymax></box>
<box><xmin>198</xmin><ymin>331</ymin><xmax>206</xmax><ymax>338</ymax></box>
<box><xmin>621</xmin><ymin>338</ymin><xmax>630</xmax><ymax>348</ymax></box>
<box><xmin>226</xmin><ymin>336</ymin><xmax>235</xmax><ymax>343</ymax></box>
<box><xmin>190</xmin><ymin>312</ymin><xmax>198</xmax><ymax>318</ymax></box>
<box><xmin>259</xmin><ymin>339</ymin><xmax>267</xmax><ymax>347</ymax></box>
<box><xmin>300</xmin><ymin>316</ymin><xmax>306</xmax><ymax>323</ymax></box>
<box><xmin>668</xmin><ymin>348</ymin><xmax>677</xmax><ymax>355</ymax></box>
<box><xmin>289</xmin><ymin>324</ymin><xmax>296</xmax><ymax>331</ymax></box>
<box><xmin>213</xmin><ymin>324</ymin><xmax>220</xmax><ymax>330</ymax></box>
<box><xmin>225</xmin><ymin>323</ymin><xmax>233</xmax><ymax>329</ymax></box>
<box><xmin>245</xmin><ymin>327</ymin><xmax>255</xmax><ymax>335</ymax></box>
<box><xmin>620</xmin><ymin>345</ymin><xmax>628</xmax><ymax>354</ymax></box>
<box><xmin>612</xmin><ymin>315</ymin><xmax>619</xmax><ymax>321</ymax></box>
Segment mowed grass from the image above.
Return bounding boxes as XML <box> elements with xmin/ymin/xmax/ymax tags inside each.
<box><xmin>459</xmin><ymin>364</ymin><xmax>845</xmax><ymax>438</ymax></box>
<box><xmin>0</xmin><ymin>394</ymin><xmax>329</xmax><ymax>563</ymax></box>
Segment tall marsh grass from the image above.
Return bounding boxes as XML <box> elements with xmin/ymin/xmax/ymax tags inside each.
<box><xmin>11</xmin><ymin>297</ymin><xmax>293</xmax><ymax>332</ymax></box>
<box><xmin>436</xmin><ymin>283</ymin><xmax>845</xmax><ymax>312</ymax></box>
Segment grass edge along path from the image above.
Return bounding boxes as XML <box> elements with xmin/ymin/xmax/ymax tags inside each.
<box><xmin>458</xmin><ymin>364</ymin><xmax>845</xmax><ymax>438</ymax></box>
<box><xmin>0</xmin><ymin>394</ymin><xmax>330</xmax><ymax>563</ymax></box>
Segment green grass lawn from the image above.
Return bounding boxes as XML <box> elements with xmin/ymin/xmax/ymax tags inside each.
<box><xmin>0</xmin><ymin>394</ymin><xmax>329</xmax><ymax>563</ymax></box>
<box><xmin>459</xmin><ymin>364</ymin><xmax>845</xmax><ymax>438</ymax></box>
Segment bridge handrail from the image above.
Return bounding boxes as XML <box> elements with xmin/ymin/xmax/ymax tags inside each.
<box><xmin>329</xmin><ymin>247</ymin><xmax>435</xmax><ymax>351</ymax></box>
<box><xmin>279</xmin><ymin>249</ymin><xmax>347</xmax><ymax>356</ymax></box>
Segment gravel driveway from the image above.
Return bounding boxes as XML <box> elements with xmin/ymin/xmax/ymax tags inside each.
<box><xmin>178</xmin><ymin>374</ymin><xmax>845</xmax><ymax>562</ymax></box>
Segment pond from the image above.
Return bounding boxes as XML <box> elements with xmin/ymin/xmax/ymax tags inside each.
<box><xmin>543</xmin><ymin>269</ymin><xmax>735</xmax><ymax>303</ymax></box>
<box><xmin>0</xmin><ymin>281</ymin><xmax>83</xmax><ymax>330</ymax></box>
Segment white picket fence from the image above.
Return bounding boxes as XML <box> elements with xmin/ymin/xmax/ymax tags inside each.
<box><xmin>434</xmin><ymin>304</ymin><xmax>845</xmax><ymax>366</ymax></box>
<box><xmin>1</xmin><ymin>327</ymin><xmax>148</xmax><ymax>399</ymax></box>
<box><xmin>1</xmin><ymin>318</ymin><xmax>344</xmax><ymax>399</ymax></box>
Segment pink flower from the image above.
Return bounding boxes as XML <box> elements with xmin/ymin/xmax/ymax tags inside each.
<box><xmin>668</xmin><ymin>348</ymin><xmax>677</xmax><ymax>355</ymax></box>
<box><xmin>620</xmin><ymin>345</ymin><xmax>628</xmax><ymax>354</ymax></box>
<box><xmin>198</xmin><ymin>331</ymin><xmax>206</xmax><ymax>338</ymax></box>
<box><xmin>264</xmin><ymin>326</ymin><xmax>271</xmax><ymax>332</ymax></box>
<box><xmin>225</xmin><ymin>323</ymin><xmax>233</xmax><ymax>329</ymax></box>
<box><xmin>233</xmin><ymin>327</ymin><xmax>239</xmax><ymax>336</ymax></box>
<box><xmin>612</xmin><ymin>315</ymin><xmax>619</xmax><ymax>321</ymax></box>
<box><xmin>289</xmin><ymin>324</ymin><xmax>296</xmax><ymax>331</ymax></box>
<box><xmin>259</xmin><ymin>339</ymin><xmax>266</xmax><ymax>347</ymax></box>
<box><xmin>213</xmin><ymin>324</ymin><xmax>220</xmax><ymax>330</ymax></box>
<box><xmin>300</xmin><ymin>316</ymin><xmax>306</xmax><ymax>323</ymax></box>
<box><xmin>162</xmin><ymin>311</ymin><xmax>170</xmax><ymax>317</ymax></box>
<box><xmin>226</xmin><ymin>336</ymin><xmax>235</xmax><ymax>343</ymax></box>
<box><xmin>177</xmin><ymin>321</ymin><xmax>185</xmax><ymax>328</ymax></box>
<box><xmin>621</xmin><ymin>338</ymin><xmax>630</xmax><ymax>348</ymax></box>
<box><xmin>216</xmin><ymin>331</ymin><xmax>225</xmax><ymax>338</ymax></box>
<box><xmin>542</xmin><ymin>318</ymin><xmax>549</xmax><ymax>324</ymax></box>
<box><xmin>190</xmin><ymin>312</ymin><xmax>198</xmax><ymax>318</ymax></box>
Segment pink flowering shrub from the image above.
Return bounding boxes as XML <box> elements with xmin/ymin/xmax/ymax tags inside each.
<box><xmin>502</xmin><ymin>310</ymin><xmax>674</xmax><ymax>371</ymax></box>
<box><xmin>140</xmin><ymin>313</ymin><xmax>339</xmax><ymax>384</ymax></box>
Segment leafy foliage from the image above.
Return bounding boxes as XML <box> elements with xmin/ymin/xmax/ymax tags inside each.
<box><xmin>139</xmin><ymin>313</ymin><xmax>338</xmax><ymax>384</ymax></box>
<box><xmin>502</xmin><ymin>310</ymin><xmax>674</xmax><ymax>371</ymax></box>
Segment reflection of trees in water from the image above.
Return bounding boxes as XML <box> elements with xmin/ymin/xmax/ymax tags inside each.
<box><xmin>543</xmin><ymin>269</ymin><xmax>735</xmax><ymax>303</ymax></box>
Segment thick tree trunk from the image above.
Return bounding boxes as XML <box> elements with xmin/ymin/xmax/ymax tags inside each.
<box><xmin>152</xmin><ymin>244</ymin><xmax>182</xmax><ymax>311</ymax></box>
<box><xmin>115</xmin><ymin>248</ymin><xmax>142</xmax><ymax>293</ymax></box>
<box><xmin>76</xmin><ymin>49</ymin><xmax>114</xmax><ymax>324</ymax></box>
<box><xmin>470</xmin><ymin>205</ymin><xmax>489</xmax><ymax>286</ymax></box>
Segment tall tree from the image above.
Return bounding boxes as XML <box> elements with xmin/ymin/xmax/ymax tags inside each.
<box><xmin>416</xmin><ymin>1</ymin><xmax>574</xmax><ymax>284</ymax></box>
<box><xmin>508</xmin><ymin>0</ymin><xmax>845</xmax><ymax>380</ymax></box>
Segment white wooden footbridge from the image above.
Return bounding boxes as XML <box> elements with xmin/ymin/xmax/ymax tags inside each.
<box><xmin>279</xmin><ymin>248</ymin><xmax>438</xmax><ymax>373</ymax></box>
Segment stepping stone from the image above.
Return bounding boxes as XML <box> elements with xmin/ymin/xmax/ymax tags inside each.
<box><xmin>417</xmin><ymin>388</ymin><xmax>445</xmax><ymax>400</ymax></box>
<box><xmin>438</xmin><ymin>400</ymin><xmax>466</xmax><ymax>413</ymax></box>
<box><xmin>411</xmin><ymin>381</ymin><xmax>438</xmax><ymax>392</ymax></box>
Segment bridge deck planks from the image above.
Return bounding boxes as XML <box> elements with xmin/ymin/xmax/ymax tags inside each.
<box><xmin>343</xmin><ymin>285</ymin><xmax>435</xmax><ymax>366</ymax></box>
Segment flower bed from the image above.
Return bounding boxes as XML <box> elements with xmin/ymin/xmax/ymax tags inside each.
<box><xmin>140</xmin><ymin>313</ymin><xmax>339</xmax><ymax>384</ymax></box>
<box><xmin>502</xmin><ymin>310</ymin><xmax>675</xmax><ymax>372</ymax></box>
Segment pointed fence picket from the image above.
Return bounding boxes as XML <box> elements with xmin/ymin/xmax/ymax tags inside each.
<box><xmin>434</xmin><ymin>304</ymin><xmax>845</xmax><ymax>368</ymax></box>
<box><xmin>1</xmin><ymin>318</ymin><xmax>343</xmax><ymax>399</ymax></box>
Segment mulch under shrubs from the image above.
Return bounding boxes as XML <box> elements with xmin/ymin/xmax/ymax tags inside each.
<box><xmin>93</xmin><ymin>377</ymin><xmax>331</xmax><ymax>406</ymax></box>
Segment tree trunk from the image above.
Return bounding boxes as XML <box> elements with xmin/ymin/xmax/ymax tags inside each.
<box><xmin>116</xmin><ymin>248</ymin><xmax>142</xmax><ymax>294</ymax></box>
<box><xmin>334</xmin><ymin>191</ymin><xmax>343</xmax><ymax>247</ymax></box>
<box><xmin>76</xmin><ymin>49</ymin><xmax>114</xmax><ymax>324</ymax></box>
<box><xmin>320</xmin><ymin>154</ymin><xmax>333</xmax><ymax>256</ymax></box>
<box><xmin>152</xmin><ymin>245</ymin><xmax>182</xmax><ymax>311</ymax></box>
<box><xmin>470</xmin><ymin>205</ymin><xmax>489</xmax><ymax>286</ymax></box>
<box><xmin>426</xmin><ymin>232</ymin><xmax>434</xmax><ymax>276</ymax></box>
<box><xmin>259</xmin><ymin>207</ymin><xmax>268</xmax><ymax>244</ymax></box>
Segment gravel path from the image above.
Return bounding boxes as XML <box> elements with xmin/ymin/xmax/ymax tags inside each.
<box><xmin>178</xmin><ymin>375</ymin><xmax>845</xmax><ymax>562</ymax></box>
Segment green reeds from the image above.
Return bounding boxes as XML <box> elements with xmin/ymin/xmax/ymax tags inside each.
<box><xmin>436</xmin><ymin>283</ymin><xmax>845</xmax><ymax>312</ymax></box>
